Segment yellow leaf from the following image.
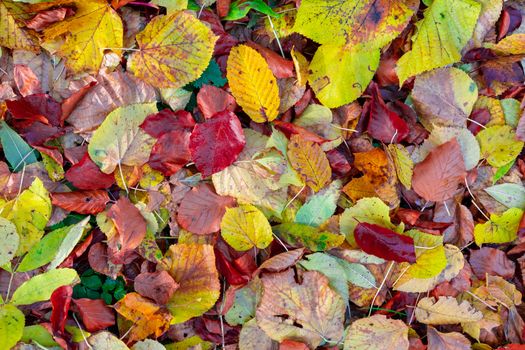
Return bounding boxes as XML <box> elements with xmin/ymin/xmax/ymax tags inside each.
<box><xmin>308</xmin><ymin>43</ymin><xmax>379</xmax><ymax>108</ymax></box>
<box><xmin>114</xmin><ymin>292</ymin><xmax>172</xmax><ymax>343</ymax></box>
<box><xmin>291</xmin><ymin>47</ymin><xmax>309</xmax><ymax>87</ymax></box>
<box><xmin>287</xmin><ymin>134</ymin><xmax>331</xmax><ymax>192</ymax></box>
<box><xmin>476</xmin><ymin>125</ymin><xmax>524</xmax><ymax>167</ymax></box>
<box><xmin>293</xmin><ymin>0</ymin><xmax>418</xmax><ymax>48</ymax></box>
<box><xmin>0</xmin><ymin>217</ymin><xmax>18</xmax><ymax>266</ymax></box>
<box><xmin>35</xmin><ymin>0</ymin><xmax>123</xmax><ymax>74</ymax></box>
<box><xmin>221</xmin><ymin>204</ymin><xmax>273</xmax><ymax>251</ymax></box>
<box><xmin>415</xmin><ymin>296</ymin><xmax>482</xmax><ymax>324</ymax></box>
<box><xmin>0</xmin><ymin>304</ymin><xmax>24</xmax><ymax>349</ymax></box>
<box><xmin>227</xmin><ymin>44</ymin><xmax>279</xmax><ymax>122</ymax></box>
<box><xmin>344</xmin><ymin>315</ymin><xmax>409</xmax><ymax>350</ymax></box>
<box><xmin>0</xmin><ymin>178</ymin><xmax>51</xmax><ymax>255</ymax></box>
<box><xmin>88</xmin><ymin>103</ymin><xmax>158</xmax><ymax>174</ymax></box>
<box><xmin>486</xmin><ymin>33</ymin><xmax>525</xmax><ymax>55</ymax></box>
<box><xmin>403</xmin><ymin>229</ymin><xmax>447</xmax><ymax>279</ymax></box>
<box><xmin>396</xmin><ymin>0</ymin><xmax>481</xmax><ymax>85</ymax></box>
<box><xmin>151</xmin><ymin>0</ymin><xmax>187</xmax><ymax>13</ymax></box>
<box><xmin>128</xmin><ymin>11</ymin><xmax>217</xmax><ymax>88</ymax></box>
<box><xmin>0</xmin><ymin>0</ymin><xmax>37</xmax><ymax>51</ymax></box>
<box><xmin>387</xmin><ymin>144</ymin><xmax>413</xmax><ymax>190</ymax></box>
<box><xmin>163</xmin><ymin>243</ymin><xmax>220</xmax><ymax>324</ymax></box>
<box><xmin>474</xmin><ymin>207</ymin><xmax>523</xmax><ymax>246</ymax></box>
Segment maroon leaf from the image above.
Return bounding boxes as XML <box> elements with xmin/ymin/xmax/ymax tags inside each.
<box><xmin>177</xmin><ymin>183</ymin><xmax>236</xmax><ymax>235</ymax></box>
<box><xmin>148</xmin><ymin>130</ymin><xmax>191</xmax><ymax>176</ymax></box>
<box><xmin>107</xmin><ymin>197</ymin><xmax>147</xmax><ymax>263</ymax></box>
<box><xmin>65</xmin><ymin>153</ymin><xmax>115</xmax><ymax>190</ymax></box>
<box><xmin>366</xmin><ymin>83</ymin><xmax>409</xmax><ymax>143</ymax></box>
<box><xmin>354</xmin><ymin>222</ymin><xmax>416</xmax><ymax>263</ymax></box>
<box><xmin>189</xmin><ymin>110</ymin><xmax>245</xmax><ymax>177</ymax></box>
<box><xmin>51</xmin><ymin>190</ymin><xmax>109</xmax><ymax>214</ymax></box>
<box><xmin>50</xmin><ymin>285</ymin><xmax>72</xmax><ymax>336</ymax></box>
<box><xmin>469</xmin><ymin>247</ymin><xmax>516</xmax><ymax>280</ymax></box>
<box><xmin>197</xmin><ymin>84</ymin><xmax>236</xmax><ymax>119</ymax></box>
<box><xmin>140</xmin><ymin>109</ymin><xmax>195</xmax><ymax>137</ymax></box>
<box><xmin>412</xmin><ymin>138</ymin><xmax>467</xmax><ymax>202</ymax></box>
<box><xmin>134</xmin><ymin>271</ymin><xmax>179</xmax><ymax>305</ymax></box>
<box><xmin>73</xmin><ymin>298</ymin><xmax>115</xmax><ymax>332</ymax></box>
<box><xmin>6</xmin><ymin>94</ymin><xmax>61</xmax><ymax>127</ymax></box>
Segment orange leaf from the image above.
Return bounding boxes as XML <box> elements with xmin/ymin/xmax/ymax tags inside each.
<box><xmin>51</xmin><ymin>190</ymin><xmax>109</xmax><ymax>214</ymax></box>
<box><xmin>114</xmin><ymin>292</ymin><xmax>172</xmax><ymax>343</ymax></box>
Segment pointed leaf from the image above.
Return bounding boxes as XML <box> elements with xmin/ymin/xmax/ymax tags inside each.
<box><xmin>288</xmin><ymin>134</ymin><xmax>331</xmax><ymax>192</ymax></box>
<box><xmin>427</xmin><ymin>327</ymin><xmax>470</xmax><ymax>350</ymax></box>
<box><xmin>47</xmin><ymin>216</ymin><xmax>90</xmax><ymax>270</ymax></box>
<box><xmin>227</xmin><ymin>44</ymin><xmax>279</xmax><ymax>122</ymax></box>
<box><xmin>273</xmin><ymin>223</ymin><xmax>345</xmax><ymax>252</ymax></box>
<box><xmin>128</xmin><ymin>11</ymin><xmax>217</xmax><ymax>88</ymax></box>
<box><xmin>11</xmin><ymin>268</ymin><xmax>79</xmax><ymax>305</ymax></box>
<box><xmin>474</xmin><ymin>207</ymin><xmax>523</xmax><ymax>246</ymax></box>
<box><xmin>0</xmin><ymin>121</ymin><xmax>38</xmax><ymax>172</ymax></box>
<box><xmin>0</xmin><ymin>0</ymin><xmax>38</xmax><ymax>50</ymax></box>
<box><xmin>476</xmin><ymin>125</ymin><xmax>524</xmax><ymax>168</ymax></box>
<box><xmin>0</xmin><ymin>304</ymin><xmax>25</xmax><ymax>349</ymax></box>
<box><xmin>485</xmin><ymin>183</ymin><xmax>525</xmax><ymax>209</ymax></box>
<box><xmin>295</xmin><ymin>180</ymin><xmax>341</xmax><ymax>227</ymax></box>
<box><xmin>51</xmin><ymin>190</ymin><xmax>110</xmax><ymax>214</ymax></box>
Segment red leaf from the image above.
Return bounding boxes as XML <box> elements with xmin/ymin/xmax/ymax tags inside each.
<box><xmin>50</xmin><ymin>285</ymin><xmax>72</xmax><ymax>336</ymax></box>
<box><xmin>177</xmin><ymin>183</ymin><xmax>236</xmax><ymax>235</ymax></box>
<box><xmin>107</xmin><ymin>197</ymin><xmax>147</xmax><ymax>263</ymax></box>
<box><xmin>412</xmin><ymin>138</ymin><xmax>466</xmax><ymax>202</ymax></box>
<box><xmin>148</xmin><ymin>130</ymin><xmax>191</xmax><ymax>176</ymax></box>
<box><xmin>273</xmin><ymin>120</ymin><xmax>327</xmax><ymax>144</ymax></box>
<box><xmin>140</xmin><ymin>109</ymin><xmax>195</xmax><ymax>137</ymax></box>
<box><xmin>366</xmin><ymin>83</ymin><xmax>409</xmax><ymax>143</ymax></box>
<box><xmin>59</xmin><ymin>232</ymin><xmax>93</xmax><ymax>268</ymax></box>
<box><xmin>217</xmin><ymin>0</ymin><xmax>231</xmax><ymax>17</ymax></box>
<box><xmin>6</xmin><ymin>94</ymin><xmax>61</xmax><ymax>127</ymax></box>
<box><xmin>73</xmin><ymin>298</ymin><xmax>115</xmax><ymax>332</ymax></box>
<box><xmin>280</xmin><ymin>340</ymin><xmax>309</xmax><ymax>350</ymax></box>
<box><xmin>134</xmin><ymin>271</ymin><xmax>179</xmax><ymax>305</ymax></box>
<box><xmin>354</xmin><ymin>222</ymin><xmax>416</xmax><ymax>263</ymax></box>
<box><xmin>246</xmin><ymin>41</ymin><xmax>294</xmax><ymax>79</ymax></box>
<box><xmin>88</xmin><ymin>242</ymin><xmax>121</xmax><ymax>278</ymax></box>
<box><xmin>197</xmin><ymin>84</ymin><xmax>236</xmax><ymax>119</ymax></box>
<box><xmin>468</xmin><ymin>108</ymin><xmax>490</xmax><ymax>135</ymax></box>
<box><xmin>51</xmin><ymin>190</ymin><xmax>109</xmax><ymax>214</ymax></box>
<box><xmin>65</xmin><ymin>153</ymin><xmax>115</xmax><ymax>190</ymax></box>
<box><xmin>469</xmin><ymin>247</ymin><xmax>515</xmax><ymax>280</ymax></box>
<box><xmin>189</xmin><ymin>110</ymin><xmax>245</xmax><ymax>177</ymax></box>
<box><xmin>26</xmin><ymin>7</ymin><xmax>74</xmax><ymax>32</ymax></box>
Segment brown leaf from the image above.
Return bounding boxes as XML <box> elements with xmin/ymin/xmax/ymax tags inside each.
<box><xmin>13</xmin><ymin>65</ymin><xmax>41</xmax><ymax>96</ymax></box>
<box><xmin>469</xmin><ymin>247</ymin><xmax>515</xmax><ymax>280</ymax></box>
<box><xmin>257</xmin><ymin>248</ymin><xmax>305</xmax><ymax>273</ymax></box>
<box><xmin>412</xmin><ymin>139</ymin><xmax>466</xmax><ymax>202</ymax></box>
<box><xmin>134</xmin><ymin>271</ymin><xmax>179</xmax><ymax>305</ymax></box>
<box><xmin>26</xmin><ymin>7</ymin><xmax>73</xmax><ymax>32</ymax></box>
<box><xmin>427</xmin><ymin>327</ymin><xmax>470</xmax><ymax>350</ymax></box>
<box><xmin>505</xmin><ymin>306</ymin><xmax>525</xmax><ymax>344</ymax></box>
<box><xmin>107</xmin><ymin>197</ymin><xmax>147</xmax><ymax>263</ymax></box>
<box><xmin>256</xmin><ymin>270</ymin><xmax>345</xmax><ymax>348</ymax></box>
<box><xmin>88</xmin><ymin>242</ymin><xmax>122</xmax><ymax>279</ymax></box>
<box><xmin>177</xmin><ymin>183</ymin><xmax>236</xmax><ymax>235</ymax></box>
<box><xmin>51</xmin><ymin>190</ymin><xmax>109</xmax><ymax>214</ymax></box>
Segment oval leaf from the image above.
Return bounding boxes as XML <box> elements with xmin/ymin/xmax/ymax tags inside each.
<box><xmin>221</xmin><ymin>204</ymin><xmax>273</xmax><ymax>251</ymax></box>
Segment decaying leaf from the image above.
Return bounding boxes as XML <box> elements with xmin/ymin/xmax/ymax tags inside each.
<box><xmin>415</xmin><ymin>296</ymin><xmax>483</xmax><ymax>324</ymax></box>
<box><xmin>344</xmin><ymin>315</ymin><xmax>409</xmax><ymax>350</ymax></box>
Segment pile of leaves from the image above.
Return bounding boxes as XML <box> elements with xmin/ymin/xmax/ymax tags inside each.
<box><xmin>1</xmin><ymin>0</ymin><xmax>525</xmax><ymax>349</ymax></box>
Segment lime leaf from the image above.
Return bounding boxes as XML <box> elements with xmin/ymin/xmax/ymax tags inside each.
<box><xmin>0</xmin><ymin>304</ymin><xmax>24</xmax><ymax>349</ymax></box>
<box><xmin>474</xmin><ymin>207</ymin><xmax>523</xmax><ymax>246</ymax></box>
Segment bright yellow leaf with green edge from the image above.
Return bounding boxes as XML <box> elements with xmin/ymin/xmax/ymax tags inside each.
<box><xmin>0</xmin><ymin>178</ymin><xmax>51</xmax><ymax>256</ymax></box>
<box><xmin>340</xmin><ymin>197</ymin><xmax>402</xmax><ymax>246</ymax></box>
<box><xmin>474</xmin><ymin>207</ymin><xmax>523</xmax><ymax>246</ymax></box>
<box><xmin>10</xmin><ymin>268</ymin><xmax>79</xmax><ymax>305</ymax></box>
<box><xmin>287</xmin><ymin>134</ymin><xmax>331</xmax><ymax>192</ymax></box>
<box><xmin>0</xmin><ymin>0</ymin><xmax>38</xmax><ymax>50</ymax></box>
<box><xmin>128</xmin><ymin>11</ymin><xmax>217</xmax><ymax>88</ymax></box>
<box><xmin>396</xmin><ymin>0</ymin><xmax>481</xmax><ymax>85</ymax></box>
<box><xmin>387</xmin><ymin>144</ymin><xmax>413</xmax><ymax>189</ymax></box>
<box><xmin>403</xmin><ymin>229</ymin><xmax>447</xmax><ymax>279</ymax></box>
<box><xmin>33</xmin><ymin>0</ymin><xmax>122</xmax><ymax>74</ymax></box>
<box><xmin>221</xmin><ymin>204</ymin><xmax>273</xmax><ymax>251</ymax></box>
<box><xmin>293</xmin><ymin>0</ymin><xmax>418</xmax><ymax>47</ymax></box>
<box><xmin>227</xmin><ymin>45</ymin><xmax>279</xmax><ymax>122</ymax></box>
<box><xmin>308</xmin><ymin>43</ymin><xmax>380</xmax><ymax>108</ymax></box>
<box><xmin>152</xmin><ymin>0</ymin><xmax>187</xmax><ymax>13</ymax></box>
<box><xmin>0</xmin><ymin>304</ymin><xmax>24</xmax><ymax>349</ymax></box>
<box><xmin>88</xmin><ymin>103</ymin><xmax>158</xmax><ymax>174</ymax></box>
<box><xmin>476</xmin><ymin>125</ymin><xmax>524</xmax><ymax>167</ymax></box>
<box><xmin>163</xmin><ymin>243</ymin><xmax>220</xmax><ymax>323</ymax></box>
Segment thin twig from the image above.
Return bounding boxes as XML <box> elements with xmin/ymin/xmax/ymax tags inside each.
<box><xmin>369</xmin><ymin>261</ymin><xmax>394</xmax><ymax>317</ymax></box>
<box><xmin>464</xmin><ymin>177</ymin><xmax>490</xmax><ymax>221</ymax></box>
<box><xmin>72</xmin><ymin>313</ymin><xmax>93</xmax><ymax>349</ymax></box>
<box><xmin>267</xmin><ymin>15</ymin><xmax>285</xmax><ymax>58</ymax></box>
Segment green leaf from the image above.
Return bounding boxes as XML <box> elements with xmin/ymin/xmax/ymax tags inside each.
<box><xmin>224</xmin><ymin>0</ymin><xmax>279</xmax><ymax>21</ymax></box>
<box><xmin>0</xmin><ymin>217</ymin><xmax>18</xmax><ymax>266</ymax></box>
<box><xmin>10</xmin><ymin>268</ymin><xmax>79</xmax><ymax>305</ymax></box>
<box><xmin>17</xmin><ymin>225</ymin><xmax>70</xmax><ymax>272</ymax></box>
<box><xmin>0</xmin><ymin>121</ymin><xmax>38</xmax><ymax>172</ymax></box>
<box><xmin>47</xmin><ymin>216</ymin><xmax>90</xmax><ymax>270</ymax></box>
<box><xmin>273</xmin><ymin>223</ymin><xmax>345</xmax><ymax>251</ymax></box>
<box><xmin>191</xmin><ymin>59</ymin><xmax>227</xmax><ymax>88</ymax></box>
<box><xmin>88</xmin><ymin>103</ymin><xmax>158</xmax><ymax>174</ymax></box>
<box><xmin>225</xmin><ymin>278</ymin><xmax>262</xmax><ymax>326</ymax></box>
<box><xmin>396</xmin><ymin>0</ymin><xmax>481</xmax><ymax>84</ymax></box>
<box><xmin>493</xmin><ymin>160</ymin><xmax>515</xmax><ymax>184</ymax></box>
<box><xmin>295</xmin><ymin>180</ymin><xmax>341</xmax><ymax>227</ymax></box>
<box><xmin>474</xmin><ymin>208</ymin><xmax>524</xmax><ymax>246</ymax></box>
<box><xmin>0</xmin><ymin>304</ymin><xmax>24</xmax><ymax>349</ymax></box>
<box><xmin>485</xmin><ymin>183</ymin><xmax>525</xmax><ymax>209</ymax></box>
<box><xmin>21</xmin><ymin>325</ymin><xmax>59</xmax><ymax>347</ymax></box>
<box><xmin>502</xmin><ymin>98</ymin><xmax>521</xmax><ymax>127</ymax></box>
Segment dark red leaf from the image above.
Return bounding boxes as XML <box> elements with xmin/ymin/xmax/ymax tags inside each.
<box><xmin>51</xmin><ymin>190</ymin><xmax>110</xmax><ymax>214</ymax></box>
<box><xmin>50</xmin><ymin>285</ymin><xmax>72</xmax><ymax>335</ymax></box>
<box><xmin>6</xmin><ymin>94</ymin><xmax>61</xmax><ymax>126</ymax></box>
<box><xmin>197</xmin><ymin>84</ymin><xmax>236</xmax><ymax>119</ymax></box>
<box><xmin>189</xmin><ymin>110</ymin><xmax>245</xmax><ymax>177</ymax></box>
<box><xmin>65</xmin><ymin>153</ymin><xmax>115</xmax><ymax>190</ymax></box>
<box><xmin>107</xmin><ymin>197</ymin><xmax>147</xmax><ymax>263</ymax></box>
<box><xmin>366</xmin><ymin>83</ymin><xmax>409</xmax><ymax>143</ymax></box>
<box><xmin>140</xmin><ymin>109</ymin><xmax>195</xmax><ymax>137</ymax></box>
<box><xmin>134</xmin><ymin>271</ymin><xmax>179</xmax><ymax>305</ymax></box>
<box><xmin>469</xmin><ymin>247</ymin><xmax>515</xmax><ymax>280</ymax></box>
<box><xmin>72</xmin><ymin>298</ymin><xmax>115</xmax><ymax>332</ymax></box>
<box><xmin>354</xmin><ymin>222</ymin><xmax>416</xmax><ymax>263</ymax></box>
<box><xmin>498</xmin><ymin>6</ymin><xmax>522</xmax><ymax>40</ymax></box>
<box><xmin>177</xmin><ymin>183</ymin><xmax>236</xmax><ymax>235</ymax></box>
<box><xmin>326</xmin><ymin>148</ymin><xmax>351</xmax><ymax>177</ymax></box>
<box><xmin>468</xmin><ymin>108</ymin><xmax>491</xmax><ymax>135</ymax></box>
<box><xmin>148</xmin><ymin>130</ymin><xmax>191</xmax><ymax>176</ymax></box>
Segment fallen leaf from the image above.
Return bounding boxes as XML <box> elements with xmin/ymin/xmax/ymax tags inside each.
<box><xmin>0</xmin><ymin>304</ymin><xmax>25</xmax><ymax>349</ymax></box>
<box><xmin>477</xmin><ymin>125</ymin><xmax>524</xmax><ymax>167</ymax></box>
<box><xmin>485</xmin><ymin>183</ymin><xmax>525</xmax><ymax>209</ymax></box>
<box><xmin>474</xmin><ymin>207</ymin><xmax>523</xmax><ymax>246</ymax></box>
<box><xmin>134</xmin><ymin>271</ymin><xmax>179</xmax><ymax>305</ymax></box>
<box><xmin>415</xmin><ymin>296</ymin><xmax>482</xmax><ymax>324</ymax></box>
<box><xmin>73</xmin><ymin>299</ymin><xmax>115</xmax><ymax>332</ymax></box>
<box><xmin>0</xmin><ymin>217</ymin><xmax>18</xmax><ymax>266</ymax></box>
<box><xmin>427</xmin><ymin>327</ymin><xmax>471</xmax><ymax>350</ymax></box>
<box><xmin>221</xmin><ymin>204</ymin><xmax>273</xmax><ymax>251</ymax></box>
<box><xmin>197</xmin><ymin>84</ymin><xmax>236</xmax><ymax>119</ymax></box>
<box><xmin>65</xmin><ymin>153</ymin><xmax>115</xmax><ymax>190</ymax></box>
<box><xmin>273</xmin><ymin>223</ymin><xmax>345</xmax><ymax>252</ymax></box>
<box><xmin>51</xmin><ymin>190</ymin><xmax>109</xmax><ymax>214</ymax></box>
<box><xmin>469</xmin><ymin>247</ymin><xmax>515</xmax><ymax>280</ymax></box>
<box><xmin>0</xmin><ymin>0</ymin><xmax>38</xmax><ymax>50</ymax></box>
<box><xmin>344</xmin><ymin>315</ymin><xmax>409</xmax><ymax>350</ymax></box>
